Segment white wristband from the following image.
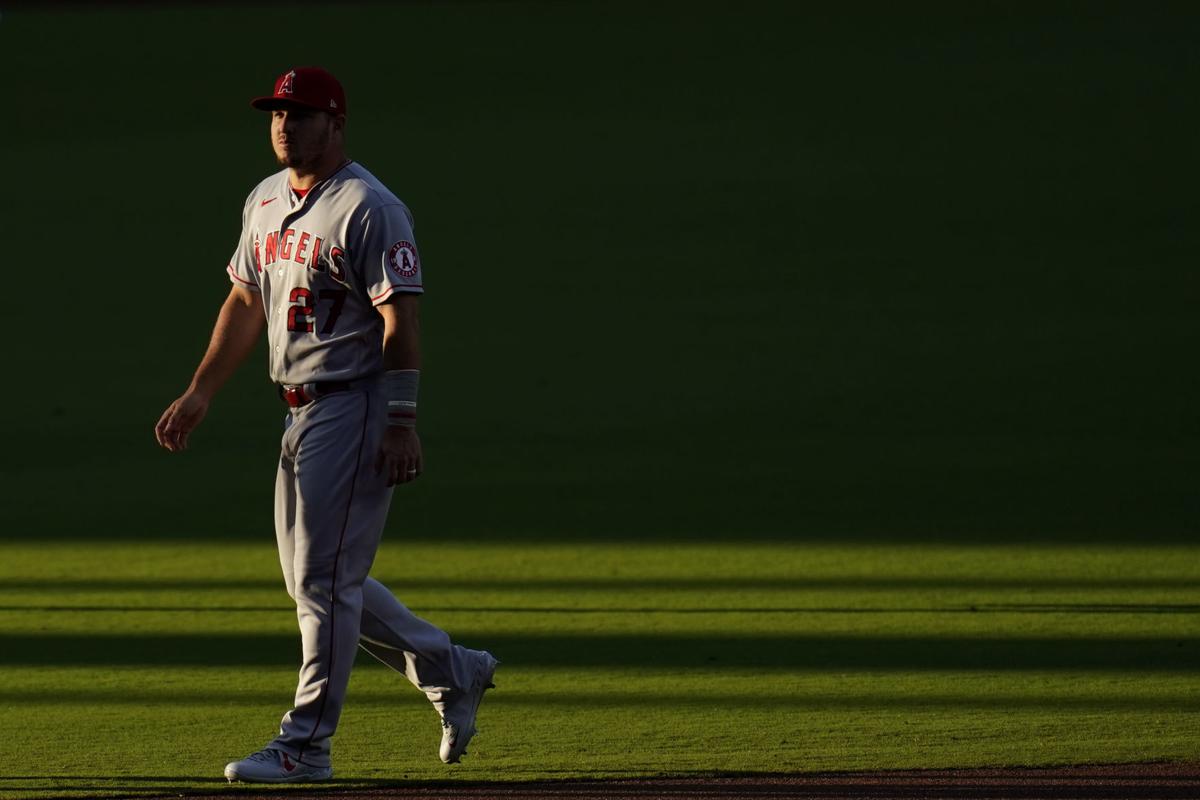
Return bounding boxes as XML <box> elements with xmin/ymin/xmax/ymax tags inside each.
<box><xmin>385</xmin><ymin>369</ymin><xmax>419</xmax><ymax>428</ymax></box>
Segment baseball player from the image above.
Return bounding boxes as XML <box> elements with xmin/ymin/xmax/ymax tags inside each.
<box><xmin>154</xmin><ymin>67</ymin><xmax>497</xmax><ymax>784</ymax></box>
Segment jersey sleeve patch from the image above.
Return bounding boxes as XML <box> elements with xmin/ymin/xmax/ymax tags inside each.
<box><xmin>387</xmin><ymin>241</ymin><xmax>420</xmax><ymax>278</ymax></box>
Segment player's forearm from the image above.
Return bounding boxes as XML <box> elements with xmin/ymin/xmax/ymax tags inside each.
<box><xmin>382</xmin><ymin>328</ymin><xmax>421</xmax><ymax>370</ymax></box>
<box><xmin>188</xmin><ymin>288</ymin><xmax>266</xmax><ymax>399</ymax></box>
<box><xmin>380</xmin><ymin>297</ymin><xmax>421</xmax><ymax>371</ymax></box>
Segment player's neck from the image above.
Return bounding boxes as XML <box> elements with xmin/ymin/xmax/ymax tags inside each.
<box><xmin>289</xmin><ymin>149</ymin><xmax>348</xmax><ymax>191</ymax></box>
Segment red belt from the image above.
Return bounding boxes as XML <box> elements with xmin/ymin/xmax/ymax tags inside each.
<box><xmin>278</xmin><ymin>381</ymin><xmax>351</xmax><ymax>408</ymax></box>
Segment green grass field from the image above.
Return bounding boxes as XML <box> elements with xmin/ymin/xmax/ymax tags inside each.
<box><xmin>1</xmin><ymin>1</ymin><xmax>1197</xmax><ymax>797</ymax></box>
<box><xmin>0</xmin><ymin>540</ymin><xmax>1197</xmax><ymax>798</ymax></box>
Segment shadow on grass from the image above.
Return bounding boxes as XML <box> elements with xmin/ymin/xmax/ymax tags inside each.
<box><xmin>2</xmin><ymin>603</ymin><xmax>1196</xmax><ymax>614</ymax></box>
<box><xmin>0</xmin><ymin>633</ymin><xmax>1195</xmax><ymax>671</ymax></box>
<box><xmin>2</xmin><ymin>688</ymin><xmax>1197</xmax><ymax>712</ymax></box>
<box><xmin>2</xmin><ymin>577</ymin><xmax>1197</xmax><ymax>592</ymax></box>
<box><xmin>4</xmin><ymin>770</ymin><xmax>1200</xmax><ymax>799</ymax></box>
<box><xmin>0</xmin><ymin>776</ymin><xmax>227</xmax><ymax>783</ymax></box>
<box><xmin>0</xmin><ymin>605</ymin><xmax>292</xmax><ymax>613</ymax></box>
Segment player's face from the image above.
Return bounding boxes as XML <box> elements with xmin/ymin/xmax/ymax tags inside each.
<box><xmin>270</xmin><ymin>107</ymin><xmax>337</xmax><ymax>170</ymax></box>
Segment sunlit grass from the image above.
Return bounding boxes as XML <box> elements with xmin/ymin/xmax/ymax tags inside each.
<box><xmin>1</xmin><ymin>541</ymin><xmax>1197</xmax><ymax>798</ymax></box>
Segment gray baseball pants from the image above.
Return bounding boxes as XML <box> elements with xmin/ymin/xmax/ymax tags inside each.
<box><xmin>266</xmin><ymin>387</ymin><xmax>477</xmax><ymax>768</ymax></box>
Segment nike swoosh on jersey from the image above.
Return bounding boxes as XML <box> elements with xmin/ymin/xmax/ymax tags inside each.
<box><xmin>261</xmin><ymin>197</ymin><xmax>278</xmax><ymax>207</ymax></box>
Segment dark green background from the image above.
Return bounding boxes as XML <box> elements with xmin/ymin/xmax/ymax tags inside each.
<box><xmin>2</xmin><ymin>2</ymin><xmax>1196</xmax><ymax>542</ymax></box>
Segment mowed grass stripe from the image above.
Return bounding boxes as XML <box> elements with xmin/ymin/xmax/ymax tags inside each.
<box><xmin>3</xmin><ymin>603</ymin><xmax>1197</xmax><ymax>613</ymax></box>
<box><xmin>3</xmin><ymin>576</ymin><xmax>1199</xmax><ymax>590</ymax></box>
<box><xmin>1</xmin><ymin>632</ymin><xmax>1195</xmax><ymax>671</ymax></box>
<box><xmin>1</xmin><ymin>543</ymin><xmax>1196</xmax><ymax>580</ymax></box>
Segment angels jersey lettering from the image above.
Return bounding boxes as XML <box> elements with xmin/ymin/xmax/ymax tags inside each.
<box><xmin>227</xmin><ymin>161</ymin><xmax>424</xmax><ymax>385</ymax></box>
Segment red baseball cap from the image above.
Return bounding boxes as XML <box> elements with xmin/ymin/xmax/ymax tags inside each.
<box><xmin>251</xmin><ymin>67</ymin><xmax>347</xmax><ymax>116</ymax></box>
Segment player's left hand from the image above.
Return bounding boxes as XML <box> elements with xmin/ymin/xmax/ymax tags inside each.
<box><xmin>377</xmin><ymin>426</ymin><xmax>422</xmax><ymax>486</ymax></box>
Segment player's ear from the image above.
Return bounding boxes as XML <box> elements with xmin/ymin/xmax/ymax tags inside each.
<box><xmin>331</xmin><ymin>114</ymin><xmax>346</xmax><ymax>135</ymax></box>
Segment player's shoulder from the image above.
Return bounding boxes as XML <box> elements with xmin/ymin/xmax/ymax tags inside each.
<box><xmin>242</xmin><ymin>169</ymin><xmax>289</xmax><ymax>210</ymax></box>
<box><xmin>330</xmin><ymin>161</ymin><xmax>409</xmax><ymax>214</ymax></box>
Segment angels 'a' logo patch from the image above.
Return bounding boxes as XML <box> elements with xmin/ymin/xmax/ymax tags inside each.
<box><xmin>388</xmin><ymin>240</ymin><xmax>420</xmax><ymax>278</ymax></box>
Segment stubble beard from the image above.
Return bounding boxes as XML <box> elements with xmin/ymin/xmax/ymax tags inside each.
<box><xmin>277</xmin><ymin>151</ymin><xmax>304</xmax><ymax>169</ymax></box>
<box><xmin>275</xmin><ymin>125</ymin><xmax>332</xmax><ymax>172</ymax></box>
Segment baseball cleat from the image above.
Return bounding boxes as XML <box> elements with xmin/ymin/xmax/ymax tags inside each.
<box><xmin>440</xmin><ymin>650</ymin><xmax>499</xmax><ymax>764</ymax></box>
<box><xmin>224</xmin><ymin>748</ymin><xmax>333</xmax><ymax>783</ymax></box>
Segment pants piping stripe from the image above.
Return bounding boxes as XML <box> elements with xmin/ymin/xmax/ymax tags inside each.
<box><xmin>296</xmin><ymin>392</ymin><xmax>371</xmax><ymax>761</ymax></box>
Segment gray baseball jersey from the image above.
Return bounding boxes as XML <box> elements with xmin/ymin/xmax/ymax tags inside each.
<box><xmin>227</xmin><ymin>160</ymin><xmax>424</xmax><ymax>385</ymax></box>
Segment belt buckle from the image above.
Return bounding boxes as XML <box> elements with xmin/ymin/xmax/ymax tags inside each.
<box><xmin>283</xmin><ymin>386</ymin><xmax>311</xmax><ymax>407</ymax></box>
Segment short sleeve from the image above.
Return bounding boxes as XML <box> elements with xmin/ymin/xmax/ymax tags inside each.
<box><xmin>226</xmin><ymin>198</ymin><xmax>262</xmax><ymax>292</ymax></box>
<box><xmin>361</xmin><ymin>203</ymin><xmax>424</xmax><ymax>306</ymax></box>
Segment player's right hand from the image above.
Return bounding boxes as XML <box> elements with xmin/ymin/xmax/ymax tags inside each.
<box><xmin>154</xmin><ymin>391</ymin><xmax>211</xmax><ymax>453</ymax></box>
